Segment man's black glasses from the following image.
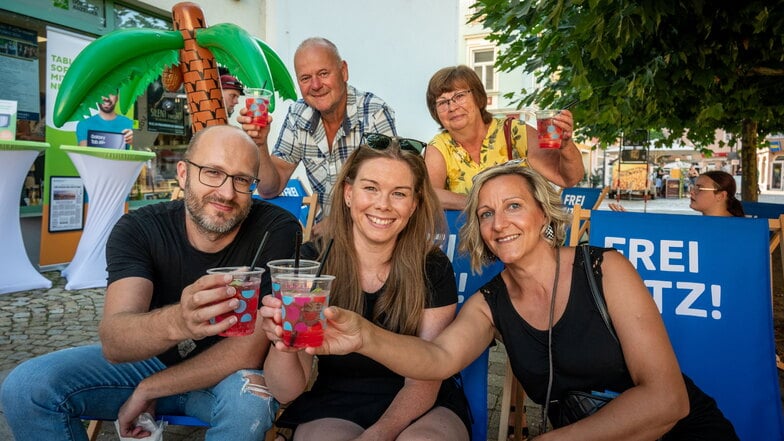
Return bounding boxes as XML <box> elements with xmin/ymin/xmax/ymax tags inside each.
<box><xmin>184</xmin><ymin>159</ymin><xmax>259</xmax><ymax>194</ymax></box>
<box><xmin>364</xmin><ymin>133</ymin><xmax>426</xmax><ymax>155</ymax></box>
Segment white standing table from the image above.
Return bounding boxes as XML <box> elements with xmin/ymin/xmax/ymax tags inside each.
<box><xmin>60</xmin><ymin>146</ymin><xmax>155</xmax><ymax>290</ymax></box>
<box><xmin>0</xmin><ymin>140</ymin><xmax>51</xmax><ymax>295</ymax></box>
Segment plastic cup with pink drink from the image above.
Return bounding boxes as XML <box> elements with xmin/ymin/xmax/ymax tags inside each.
<box><xmin>267</xmin><ymin>259</ymin><xmax>321</xmax><ymax>300</ymax></box>
<box><xmin>245</xmin><ymin>88</ymin><xmax>273</xmax><ymax>128</ymax></box>
<box><xmin>206</xmin><ymin>266</ymin><xmax>265</xmax><ymax>337</ymax></box>
<box><xmin>278</xmin><ymin>274</ymin><xmax>334</xmax><ymax>348</ymax></box>
<box><xmin>535</xmin><ymin>109</ymin><xmax>564</xmax><ymax>149</ymax></box>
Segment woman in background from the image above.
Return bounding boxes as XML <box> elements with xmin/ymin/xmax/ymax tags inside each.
<box><xmin>610</xmin><ymin>169</ymin><xmax>744</xmax><ymax>217</ymax></box>
<box><xmin>689</xmin><ymin>170</ymin><xmax>744</xmax><ymax>217</ymax></box>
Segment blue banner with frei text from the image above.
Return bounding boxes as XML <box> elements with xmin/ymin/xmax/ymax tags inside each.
<box><xmin>589</xmin><ymin>210</ymin><xmax>783</xmax><ymax>441</ymax></box>
<box><xmin>560</xmin><ymin>187</ymin><xmax>604</xmax><ymax>213</ymax></box>
<box><xmin>741</xmin><ymin>201</ymin><xmax>784</xmax><ymax>220</ymax></box>
<box><xmin>561</xmin><ymin>187</ymin><xmax>606</xmax><ymax>242</ymax></box>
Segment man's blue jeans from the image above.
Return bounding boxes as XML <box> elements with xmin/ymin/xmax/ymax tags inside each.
<box><xmin>1</xmin><ymin>345</ymin><xmax>278</xmax><ymax>441</ymax></box>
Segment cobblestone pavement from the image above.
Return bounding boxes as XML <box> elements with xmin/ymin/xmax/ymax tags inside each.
<box><xmin>0</xmin><ymin>273</ymin><xmax>510</xmax><ymax>441</ymax></box>
<box><xmin>0</xmin><ymin>272</ymin><xmax>103</xmax><ymax>373</ymax></box>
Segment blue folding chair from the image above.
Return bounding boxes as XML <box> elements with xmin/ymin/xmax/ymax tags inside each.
<box><xmin>257</xmin><ymin>179</ymin><xmax>317</xmax><ymax>241</ymax></box>
<box><xmin>560</xmin><ymin>186</ymin><xmax>608</xmax><ymax>243</ymax></box>
<box><xmin>741</xmin><ymin>201</ymin><xmax>784</xmax><ymax>219</ymax></box>
<box><xmin>589</xmin><ymin>211</ymin><xmax>784</xmax><ymax>440</ymax></box>
<box><xmin>741</xmin><ymin>201</ymin><xmax>784</xmax><ymax>311</ymax></box>
<box><xmin>443</xmin><ymin>210</ymin><xmax>504</xmax><ymax>441</ymax></box>
<box><xmin>84</xmin><ymin>415</ymin><xmax>209</xmax><ymax>441</ymax></box>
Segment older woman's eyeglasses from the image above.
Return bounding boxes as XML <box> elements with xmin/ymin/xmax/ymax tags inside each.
<box><xmin>363</xmin><ymin>133</ymin><xmax>426</xmax><ymax>155</ymax></box>
<box><xmin>435</xmin><ymin>89</ymin><xmax>473</xmax><ymax>113</ymax></box>
<box><xmin>184</xmin><ymin>159</ymin><xmax>258</xmax><ymax>194</ymax></box>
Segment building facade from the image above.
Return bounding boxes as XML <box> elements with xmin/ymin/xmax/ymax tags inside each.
<box><xmin>5</xmin><ymin>0</ymin><xmax>780</xmax><ymax>259</ymax></box>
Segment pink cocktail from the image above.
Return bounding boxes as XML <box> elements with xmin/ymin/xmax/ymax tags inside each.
<box><xmin>268</xmin><ymin>259</ymin><xmax>321</xmax><ymax>300</ymax></box>
<box><xmin>207</xmin><ymin>267</ymin><xmax>265</xmax><ymax>337</ymax></box>
<box><xmin>245</xmin><ymin>88</ymin><xmax>272</xmax><ymax>128</ymax></box>
<box><xmin>536</xmin><ymin>109</ymin><xmax>563</xmax><ymax>149</ymax></box>
<box><xmin>279</xmin><ymin>275</ymin><xmax>334</xmax><ymax>348</ymax></box>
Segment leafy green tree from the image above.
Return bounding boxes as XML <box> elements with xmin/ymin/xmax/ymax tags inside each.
<box><xmin>473</xmin><ymin>0</ymin><xmax>784</xmax><ymax>200</ymax></box>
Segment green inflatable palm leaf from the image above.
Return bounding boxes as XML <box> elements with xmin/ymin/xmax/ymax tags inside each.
<box><xmin>197</xmin><ymin>24</ymin><xmax>297</xmax><ymax>111</ymax></box>
<box><xmin>254</xmin><ymin>37</ymin><xmax>297</xmax><ymax>102</ymax></box>
<box><xmin>117</xmin><ymin>53</ymin><xmax>181</xmax><ymax>116</ymax></box>
<box><xmin>196</xmin><ymin>23</ymin><xmax>285</xmax><ymax>111</ymax></box>
<box><xmin>53</xmin><ymin>29</ymin><xmax>183</xmax><ymax>127</ymax></box>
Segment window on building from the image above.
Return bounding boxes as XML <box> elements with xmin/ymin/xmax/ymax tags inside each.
<box><xmin>472</xmin><ymin>48</ymin><xmax>495</xmax><ymax>91</ymax></box>
<box><xmin>114</xmin><ymin>4</ymin><xmax>170</xmax><ymax>30</ymax></box>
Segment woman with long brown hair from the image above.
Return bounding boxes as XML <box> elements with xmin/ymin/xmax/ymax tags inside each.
<box><xmin>262</xmin><ymin>136</ymin><xmax>470</xmax><ymax>440</ymax></box>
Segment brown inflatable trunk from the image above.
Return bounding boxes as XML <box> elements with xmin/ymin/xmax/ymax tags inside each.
<box><xmin>172</xmin><ymin>2</ymin><xmax>227</xmax><ymax>132</ymax></box>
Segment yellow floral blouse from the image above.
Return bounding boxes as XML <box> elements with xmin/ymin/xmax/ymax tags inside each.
<box><xmin>428</xmin><ymin>118</ymin><xmax>528</xmax><ymax>195</ymax></box>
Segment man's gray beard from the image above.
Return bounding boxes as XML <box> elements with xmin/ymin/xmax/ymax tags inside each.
<box><xmin>183</xmin><ymin>176</ymin><xmax>251</xmax><ymax>236</ymax></box>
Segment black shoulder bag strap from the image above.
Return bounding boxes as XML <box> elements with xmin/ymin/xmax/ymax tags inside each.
<box><xmin>581</xmin><ymin>244</ymin><xmax>619</xmax><ymax>345</ymax></box>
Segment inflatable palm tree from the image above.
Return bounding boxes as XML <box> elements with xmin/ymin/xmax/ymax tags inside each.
<box><xmin>53</xmin><ymin>2</ymin><xmax>296</xmax><ymax>132</ymax></box>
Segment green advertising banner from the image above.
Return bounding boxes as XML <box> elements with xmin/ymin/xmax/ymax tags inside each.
<box><xmin>40</xmin><ymin>26</ymin><xmax>90</xmax><ymax>267</ymax></box>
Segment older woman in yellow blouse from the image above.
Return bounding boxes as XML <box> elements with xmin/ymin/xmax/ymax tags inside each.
<box><xmin>424</xmin><ymin>65</ymin><xmax>584</xmax><ymax>210</ymax></box>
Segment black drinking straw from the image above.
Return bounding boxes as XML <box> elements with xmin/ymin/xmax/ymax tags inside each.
<box><xmin>249</xmin><ymin>231</ymin><xmax>270</xmax><ymax>271</ymax></box>
<box><xmin>316</xmin><ymin>238</ymin><xmax>334</xmax><ymax>277</ymax></box>
<box><xmin>293</xmin><ymin>230</ymin><xmax>302</xmax><ymax>270</ymax></box>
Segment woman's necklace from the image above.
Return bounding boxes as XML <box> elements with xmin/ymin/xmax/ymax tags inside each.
<box><xmin>541</xmin><ymin>246</ymin><xmax>561</xmax><ymax>434</ymax></box>
<box><xmin>362</xmin><ymin>265</ymin><xmax>389</xmax><ymax>293</ymax></box>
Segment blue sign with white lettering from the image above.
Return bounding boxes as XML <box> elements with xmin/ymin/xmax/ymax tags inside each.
<box><xmin>280</xmin><ymin>179</ymin><xmax>306</xmax><ymax>198</ymax></box>
<box><xmin>560</xmin><ymin>187</ymin><xmax>604</xmax><ymax>213</ymax></box>
<box><xmin>561</xmin><ymin>187</ymin><xmax>605</xmax><ymax>242</ymax></box>
<box><xmin>589</xmin><ymin>210</ymin><xmax>783</xmax><ymax>440</ymax></box>
<box><xmin>741</xmin><ymin>201</ymin><xmax>784</xmax><ymax>219</ymax></box>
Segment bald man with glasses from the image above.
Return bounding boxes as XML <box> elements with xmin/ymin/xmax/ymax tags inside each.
<box><xmin>2</xmin><ymin>126</ymin><xmax>301</xmax><ymax>440</ymax></box>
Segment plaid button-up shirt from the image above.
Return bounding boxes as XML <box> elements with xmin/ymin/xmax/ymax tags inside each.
<box><xmin>272</xmin><ymin>85</ymin><xmax>396</xmax><ymax>217</ymax></box>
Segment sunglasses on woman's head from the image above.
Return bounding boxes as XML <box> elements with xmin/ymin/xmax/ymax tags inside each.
<box><xmin>363</xmin><ymin>133</ymin><xmax>426</xmax><ymax>155</ymax></box>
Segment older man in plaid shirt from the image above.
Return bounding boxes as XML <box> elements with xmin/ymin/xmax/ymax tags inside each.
<box><xmin>240</xmin><ymin>37</ymin><xmax>396</xmax><ymax>236</ymax></box>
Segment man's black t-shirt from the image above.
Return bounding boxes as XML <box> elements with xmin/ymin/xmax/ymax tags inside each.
<box><xmin>106</xmin><ymin>199</ymin><xmax>300</xmax><ymax>366</ymax></box>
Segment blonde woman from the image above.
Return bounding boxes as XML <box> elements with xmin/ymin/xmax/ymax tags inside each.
<box><xmin>309</xmin><ymin>163</ymin><xmax>737</xmax><ymax>440</ymax></box>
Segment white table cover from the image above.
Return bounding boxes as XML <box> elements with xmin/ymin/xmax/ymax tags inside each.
<box><xmin>0</xmin><ymin>141</ymin><xmax>52</xmax><ymax>295</ymax></box>
<box><xmin>60</xmin><ymin>146</ymin><xmax>154</xmax><ymax>290</ymax></box>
